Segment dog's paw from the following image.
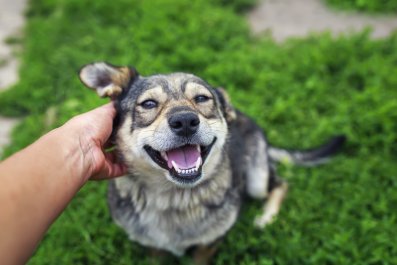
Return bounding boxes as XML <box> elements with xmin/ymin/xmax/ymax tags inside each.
<box><xmin>254</xmin><ymin>214</ymin><xmax>275</xmax><ymax>229</ymax></box>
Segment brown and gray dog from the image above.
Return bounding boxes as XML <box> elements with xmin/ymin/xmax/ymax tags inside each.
<box><xmin>79</xmin><ymin>62</ymin><xmax>345</xmax><ymax>264</ymax></box>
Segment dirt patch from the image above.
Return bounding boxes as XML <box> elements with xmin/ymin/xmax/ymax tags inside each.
<box><xmin>247</xmin><ymin>0</ymin><xmax>397</xmax><ymax>41</ymax></box>
<box><xmin>0</xmin><ymin>0</ymin><xmax>26</xmax><ymax>156</ymax></box>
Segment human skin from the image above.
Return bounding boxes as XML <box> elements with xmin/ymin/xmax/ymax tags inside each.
<box><xmin>0</xmin><ymin>103</ymin><xmax>127</xmax><ymax>265</ymax></box>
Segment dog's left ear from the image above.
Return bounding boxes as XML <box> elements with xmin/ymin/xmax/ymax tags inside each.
<box><xmin>214</xmin><ymin>88</ymin><xmax>236</xmax><ymax>122</ymax></box>
<box><xmin>79</xmin><ymin>62</ymin><xmax>138</xmax><ymax>98</ymax></box>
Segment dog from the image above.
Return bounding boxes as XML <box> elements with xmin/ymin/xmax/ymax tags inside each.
<box><xmin>79</xmin><ymin>62</ymin><xmax>345</xmax><ymax>264</ymax></box>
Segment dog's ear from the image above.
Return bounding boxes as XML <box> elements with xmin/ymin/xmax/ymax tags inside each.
<box><xmin>214</xmin><ymin>88</ymin><xmax>236</xmax><ymax>122</ymax></box>
<box><xmin>79</xmin><ymin>62</ymin><xmax>138</xmax><ymax>98</ymax></box>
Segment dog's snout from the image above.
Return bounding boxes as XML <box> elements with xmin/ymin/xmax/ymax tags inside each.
<box><xmin>168</xmin><ymin>112</ymin><xmax>200</xmax><ymax>137</ymax></box>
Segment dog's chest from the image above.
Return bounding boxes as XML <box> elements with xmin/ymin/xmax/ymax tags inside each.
<box><xmin>108</xmin><ymin>177</ymin><xmax>241</xmax><ymax>256</ymax></box>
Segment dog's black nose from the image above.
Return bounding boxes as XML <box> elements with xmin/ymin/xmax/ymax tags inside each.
<box><xmin>168</xmin><ymin>112</ymin><xmax>200</xmax><ymax>137</ymax></box>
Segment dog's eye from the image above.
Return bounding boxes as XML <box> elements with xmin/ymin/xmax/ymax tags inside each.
<box><xmin>194</xmin><ymin>95</ymin><xmax>211</xmax><ymax>103</ymax></box>
<box><xmin>140</xmin><ymin>100</ymin><xmax>158</xmax><ymax>109</ymax></box>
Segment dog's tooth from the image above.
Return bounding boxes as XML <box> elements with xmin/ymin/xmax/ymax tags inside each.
<box><xmin>171</xmin><ymin>160</ymin><xmax>180</xmax><ymax>172</ymax></box>
<box><xmin>161</xmin><ymin>152</ymin><xmax>168</xmax><ymax>161</ymax></box>
<box><xmin>196</xmin><ymin>145</ymin><xmax>201</xmax><ymax>153</ymax></box>
<box><xmin>195</xmin><ymin>157</ymin><xmax>202</xmax><ymax>171</ymax></box>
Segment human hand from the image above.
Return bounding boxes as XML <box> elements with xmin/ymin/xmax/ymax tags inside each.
<box><xmin>62</xmin><ymin>103</ymin><xmax>128</xmax><ymax>182</ymax></box>
<box><xmin>0</xmin><ymin>103</ymin><xmax>128</xmax><ymax>265</ymax></box>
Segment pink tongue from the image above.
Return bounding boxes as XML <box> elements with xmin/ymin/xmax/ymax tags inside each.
<box><xmin>167</xmin><ymin>145</ymin><xmax>200</xmax><ymax>169</ymax></box>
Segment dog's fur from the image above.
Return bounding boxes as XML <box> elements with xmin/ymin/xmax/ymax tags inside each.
<box><xmin>79</xmin><ymin>62</ymin><xmax>345</xmax><ymax>263</ymax></box>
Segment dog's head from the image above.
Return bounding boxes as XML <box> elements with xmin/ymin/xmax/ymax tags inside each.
<box><xmin>80</xmin><ymin>62</ymin><xmax>236</xmax><ymax>188</ymax></box>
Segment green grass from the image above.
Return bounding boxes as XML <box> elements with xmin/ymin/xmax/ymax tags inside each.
<box><xmin>1</xmin><ymin>0</ymin><xmax>397</xmax><ymax>264</ymax></box>
<box><xmin>325</xmin><ymin>0</ymin><xmax>397</xmax><ymax>13</ymax></box>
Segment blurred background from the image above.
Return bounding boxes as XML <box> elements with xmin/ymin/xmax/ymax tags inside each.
<box><xmin>0</xmin><ymin>0</ymin><xmax>396</xmax><ymax>264</ymax></box>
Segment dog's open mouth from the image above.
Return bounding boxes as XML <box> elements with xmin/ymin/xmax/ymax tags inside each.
<box><xmin>144</xmin><ymin>138</ymin><xmax>217</xmax><ymax>184</ymax></box>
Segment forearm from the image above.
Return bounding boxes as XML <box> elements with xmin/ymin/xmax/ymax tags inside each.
<box><xmin>0</xmin><ymin>103</ymin><xmax>122</xmax><ymax>264</ymax></box>
<box><xmin>0</xmin><ymin>126</ymin><xmax>89</xmax><ymax>265</ymax></box>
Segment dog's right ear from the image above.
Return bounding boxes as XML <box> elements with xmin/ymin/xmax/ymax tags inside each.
<box><xmin>79</xmin><ymin>62</ymin><xmax>138</xmax><ymax>98</ymax></box>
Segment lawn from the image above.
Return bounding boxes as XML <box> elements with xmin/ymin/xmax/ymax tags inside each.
<box><xmin>1</xmin><ymin>0</ymin><xmax>397</xmax><ymax>264</ymax></box>
<box><xmin>325</xmin><ymin>0</ymin><xmax>397</xmax><ymax>13</ymax></box>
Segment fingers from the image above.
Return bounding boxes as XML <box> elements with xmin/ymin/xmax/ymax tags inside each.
<box><xmin>86</xmin><ymin>103</ymin><xmax>117</xmax><ymax>147</ymax></box>
<box><xmin>65</xmin><ymin>102</ymin><xmax>117</xmax><ymax>145</ymax></box>
<box><xmin>90</xmin><ymin>151</ymin><xmax>128</xmax><ymax>180</ymax></box>
<box><xmin>104</xmin><ymin>151</ymin><xmax>128</xmax><ymax>177</ymax></box>
<box><xmin>92</xmin><ymin>102</ymin><xmax>116</xmax><ymax>120</ymax></box>
<box><xmin>83</xmin><ymin>103</ymin><xmax>126</xmax><ymax>180</ymax></box>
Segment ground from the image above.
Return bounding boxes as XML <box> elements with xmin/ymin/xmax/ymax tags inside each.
<box><xmin>1</xmin><ymin>1</ymin><xmax>397</xmax><ymax>264</ymax></box>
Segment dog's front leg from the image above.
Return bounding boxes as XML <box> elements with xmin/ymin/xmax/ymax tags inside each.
<box><xmin>254</xmin><ymin>181</ymin><xmax>288</xmax><ymax>228</ymax></box>
<box><xmin>192</xmin><ymin>241</ymin><xmax>221</xmax><ymax>265</ymax></box>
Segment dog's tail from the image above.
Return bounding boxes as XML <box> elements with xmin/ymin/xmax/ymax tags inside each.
<box><xmin>268</xmin><ymin>135</ymin><xmax>346</xmax><ymax>166</ymax></box>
